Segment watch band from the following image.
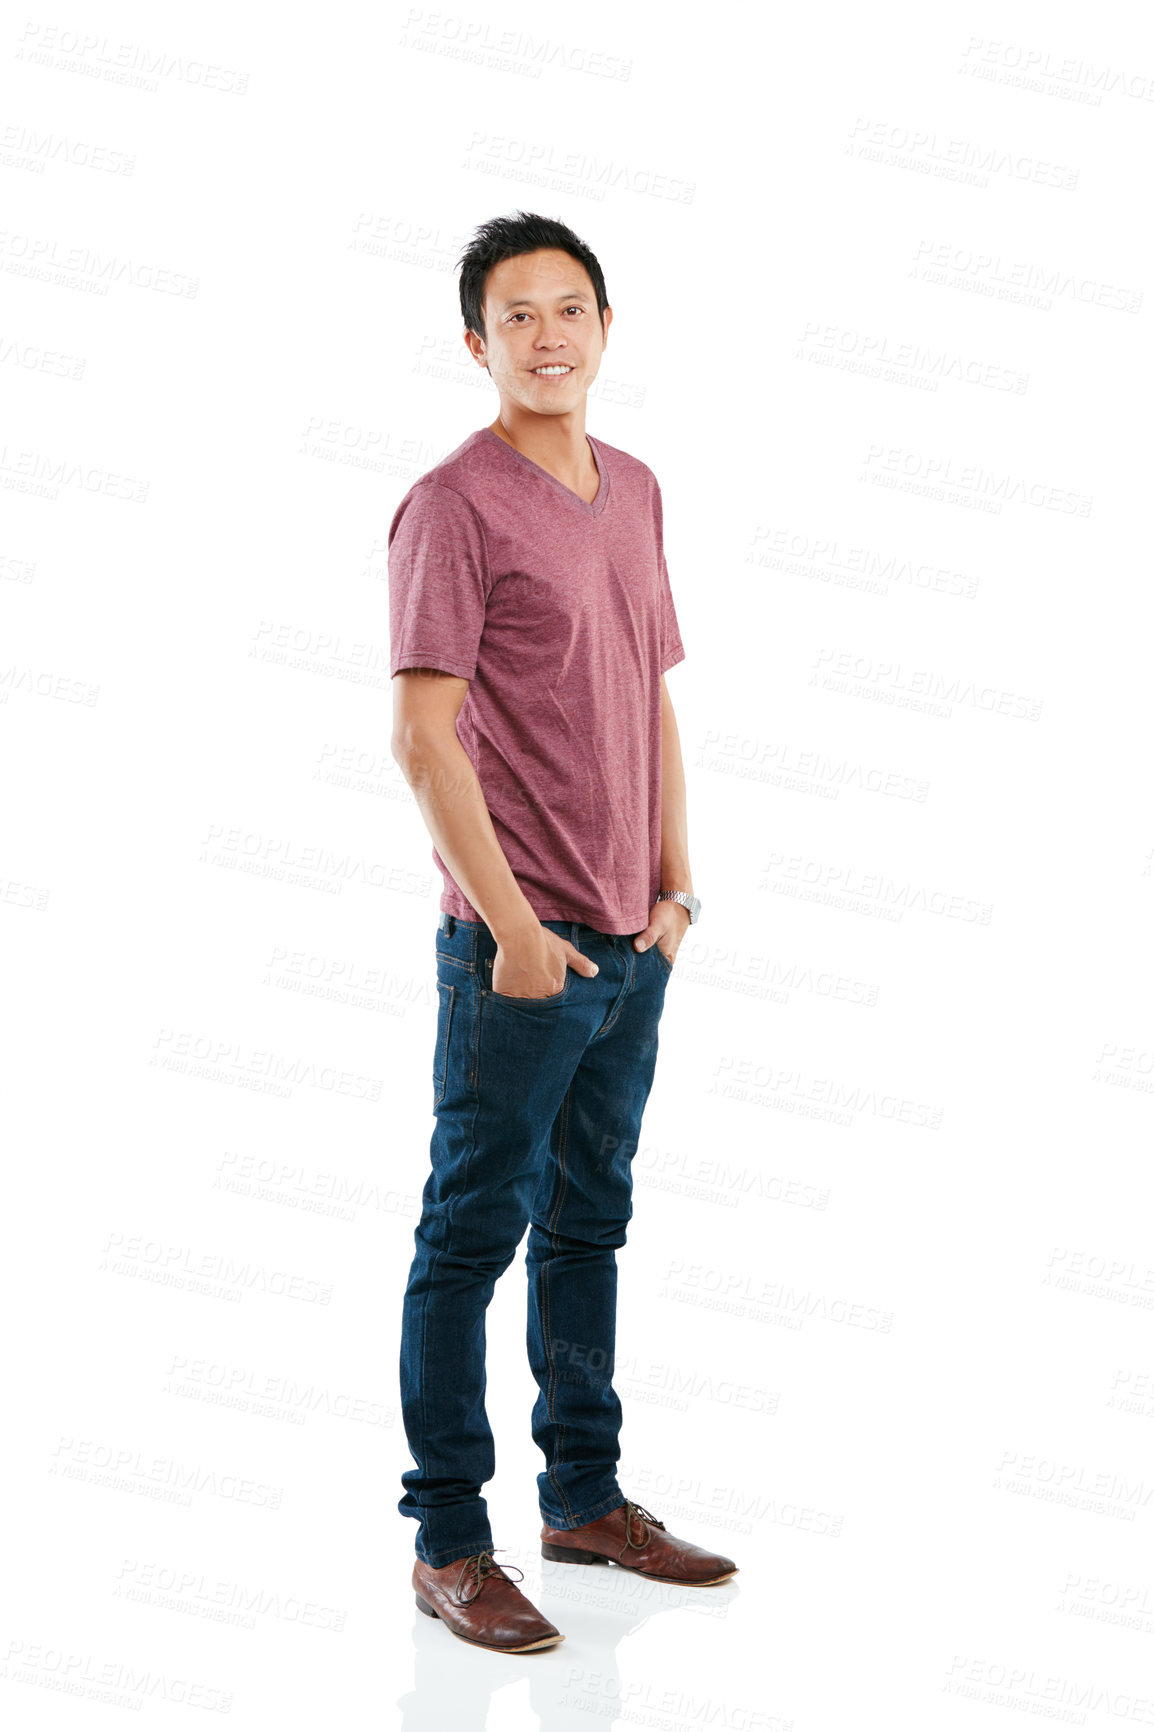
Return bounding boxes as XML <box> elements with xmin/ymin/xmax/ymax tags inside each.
<box><xmin>657</xmin><ymin>889</ymin><xmax>701</xmax><ymax>924</ymax></box>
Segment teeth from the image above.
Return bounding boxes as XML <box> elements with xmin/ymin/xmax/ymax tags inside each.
<box><xmin>533</xmin><ymin>366</ymin><xmax>572</xmax><ymax>376</ymax></box>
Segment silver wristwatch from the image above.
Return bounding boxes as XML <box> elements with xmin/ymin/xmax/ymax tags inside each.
<box><xmin>657</xmin><ymin>889</ymin><xmax>701</xmax><ymax>924</ymax></box>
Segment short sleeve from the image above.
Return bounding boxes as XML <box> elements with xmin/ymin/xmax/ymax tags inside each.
<box><xmin>653</xmin><ymin>479</ymin><xmax>686</xmax><ymax>674</ymax></box>
<box><xmin>388</xmin><ymin>481</ymin><xmax>491</xmax><ymax>680</ymax></box>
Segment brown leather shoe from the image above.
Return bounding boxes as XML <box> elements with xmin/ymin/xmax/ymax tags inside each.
<box><xmin>541</xmin><ymin>1498</ymin><xmax>738</xmax><ymax>1584</ymax></box>
<box><xmin>412</xmin><ymin>1549</ymin><xmax>563</xmax><ymax>1653</ymax></box>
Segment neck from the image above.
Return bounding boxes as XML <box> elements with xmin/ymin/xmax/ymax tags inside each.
<box><xmin>488</xmin><ymin>406</ymin><xmax>590</xmax><ymax>472</ymax></box>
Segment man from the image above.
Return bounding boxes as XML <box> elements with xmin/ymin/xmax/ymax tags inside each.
<box><xmin>388</xmin><ymin>211</ymin><xmax>737</xmax><ymax>1655</ymax></box>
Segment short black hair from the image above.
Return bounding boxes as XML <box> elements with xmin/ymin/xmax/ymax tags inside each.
<box><xmin>457</xmin><ymin>210</ymin><xmax>609</xmax><ymax>345</ymax></box>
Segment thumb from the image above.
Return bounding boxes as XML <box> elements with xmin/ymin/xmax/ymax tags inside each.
<box><xmin>633</xmin><ymin>926</ymin><xmax>659</xmax><ymax>952</ymax></box>
<box><xmin>563</xmin><ymin>941</ymin><xmax>599</xmax><ymax>977</ymax></box>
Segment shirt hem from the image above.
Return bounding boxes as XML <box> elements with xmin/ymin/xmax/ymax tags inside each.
<box><xmin>439</xmin><ymin>889</ymin><xmax>653</xmax><ymax>938</ymax></box>
<box><xmin>391</xmin><ymin>651</ymin><xmax>475</xmax><ymax>680</ymax></box>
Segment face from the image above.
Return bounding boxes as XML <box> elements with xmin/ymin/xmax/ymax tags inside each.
<box><xmin>465</xmin><ymin>247</ymin><xmax>611</xmax><ymax>415</ymax></box>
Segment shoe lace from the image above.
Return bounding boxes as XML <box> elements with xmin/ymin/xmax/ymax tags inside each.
<box><xmin>454</xmin><ymin>1548</ymin><xmax>525</xmax><ymax>1606</ymax></box>
<box><xmin>622</xmin><ymin>1499</ymin><xmax>667</xmax><ymax>1550</ymax></box>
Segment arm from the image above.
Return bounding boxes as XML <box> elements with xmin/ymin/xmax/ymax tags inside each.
<box><xmin>634</xmin><ymin>674</ymin><xmax>694</xmax><ymax>960</ymax></box>
<box><xmin>391</xmin><ymin>668</ymin><xmax>597</xmax><ymax>994</ymax></box>
<box><xmin>659</xmin><ymin>673</ymin><xmax>693</xmax><ymax>903</ymax></box>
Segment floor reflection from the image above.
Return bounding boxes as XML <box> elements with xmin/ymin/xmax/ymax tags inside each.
<box><xmin>396</xmin><ymin>1542</ymin><xmax>740</xmax><ymax>1731</ymax></box>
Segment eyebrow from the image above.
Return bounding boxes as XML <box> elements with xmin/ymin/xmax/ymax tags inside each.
<box><xmin>497</xmin><ymin>290</ymin><xmax>590</xmax><ymax>311</ymax></box>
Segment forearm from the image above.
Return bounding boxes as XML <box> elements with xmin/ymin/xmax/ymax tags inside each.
<box><xmin>395</xmin><ymin>730</ymin><xmax>536</xmax><ymax>943</ymax></box>
<box><xmin>659</xmin><ymin>684</ymin><xmax>693</xmax><ymax>894</ymax></box>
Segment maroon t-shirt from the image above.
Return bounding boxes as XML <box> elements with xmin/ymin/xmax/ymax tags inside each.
<box><xmin>388</xmin><ymin>427</ymin><xmax>685</xmax><ymax>935</ymax></box>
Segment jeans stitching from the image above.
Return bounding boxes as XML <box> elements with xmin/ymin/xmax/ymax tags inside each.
<box><xmin>435</xmin><ymin>951</ymin><xmax>475</xmax><ymax>975</ymax></box>
<box><xmin>433</xmin><ymin>982</ymin><xmax>455</xmax><ymax>1111</ymax></box>
<box><xmin>596</xmin><ymin>940</ymin><xmax>635</xmax><ymax>1038</ymax></box>
<box><xmin>541</xmin><ymin>1488</ymin><xmax>627</xmax><ymax>1531</ymax></box>
<box><xmin>441</xmin><ymin>1003</ymin><xmax>480</xmax><ymax>1401</ymax></box>
<box><xmin>467</xmin><ymin>970</ymin><xmax>481</xmax><ymax>1090</ymax></box>
<box><xmin>544</xmin><ymin>1082</ymin><xmax>575</xmax><ymax>1521</ymax></box>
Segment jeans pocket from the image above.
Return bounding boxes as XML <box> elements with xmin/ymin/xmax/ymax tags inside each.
<box><xmin>652</xmin><ymin>942</ymin><xmax>675</xmax><ymax>975</ymax></box>
<box><xmin>483</xmin><ymin>954</ymin><xmax>571</xmax><ymax>1004</ymax></box>
<box><xmin>433</xmin><ymin>981</ymin><xmax>456</xmax><ymax>1110</ymax></box>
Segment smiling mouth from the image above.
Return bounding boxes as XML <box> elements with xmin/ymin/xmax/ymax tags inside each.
<box><xmin>530</xmin><ymin>365</ymin><xmax>575</xmax><ymax>377</ymax></box>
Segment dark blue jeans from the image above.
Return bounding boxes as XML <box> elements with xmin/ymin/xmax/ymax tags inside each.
<box><xmin>398</xmin><ymin>911</ymin><xmax>673</xmax><ymax>1566</ymax></box>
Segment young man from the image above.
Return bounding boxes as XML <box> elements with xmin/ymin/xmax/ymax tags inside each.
<box><xmin>388</xmin><ymin>211</ymin><xmax>736</xmax><ymax>1655</ymax></box>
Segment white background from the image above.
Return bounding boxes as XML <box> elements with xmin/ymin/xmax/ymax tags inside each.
<box><xmin>3</xmin><ymin>2</ymin><xmax>1153</xmax><ymax>1728</ymax></box>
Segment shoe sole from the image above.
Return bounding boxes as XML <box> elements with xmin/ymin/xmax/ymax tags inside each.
<box><xmin>414</xmin><ymin>1591</ymin><xmax>564</xmax><ymax>1652</ymax></box>
<box><xmin>540</xmin><ymin>1542</ymin><xmax>738</xmax><ymax>1585</ymax></box>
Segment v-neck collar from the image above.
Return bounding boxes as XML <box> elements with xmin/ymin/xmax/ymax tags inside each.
<box><xmin>481</xmin><ymin>426</ymin><xmax>609</xmax><ymax>518</ymax></box>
